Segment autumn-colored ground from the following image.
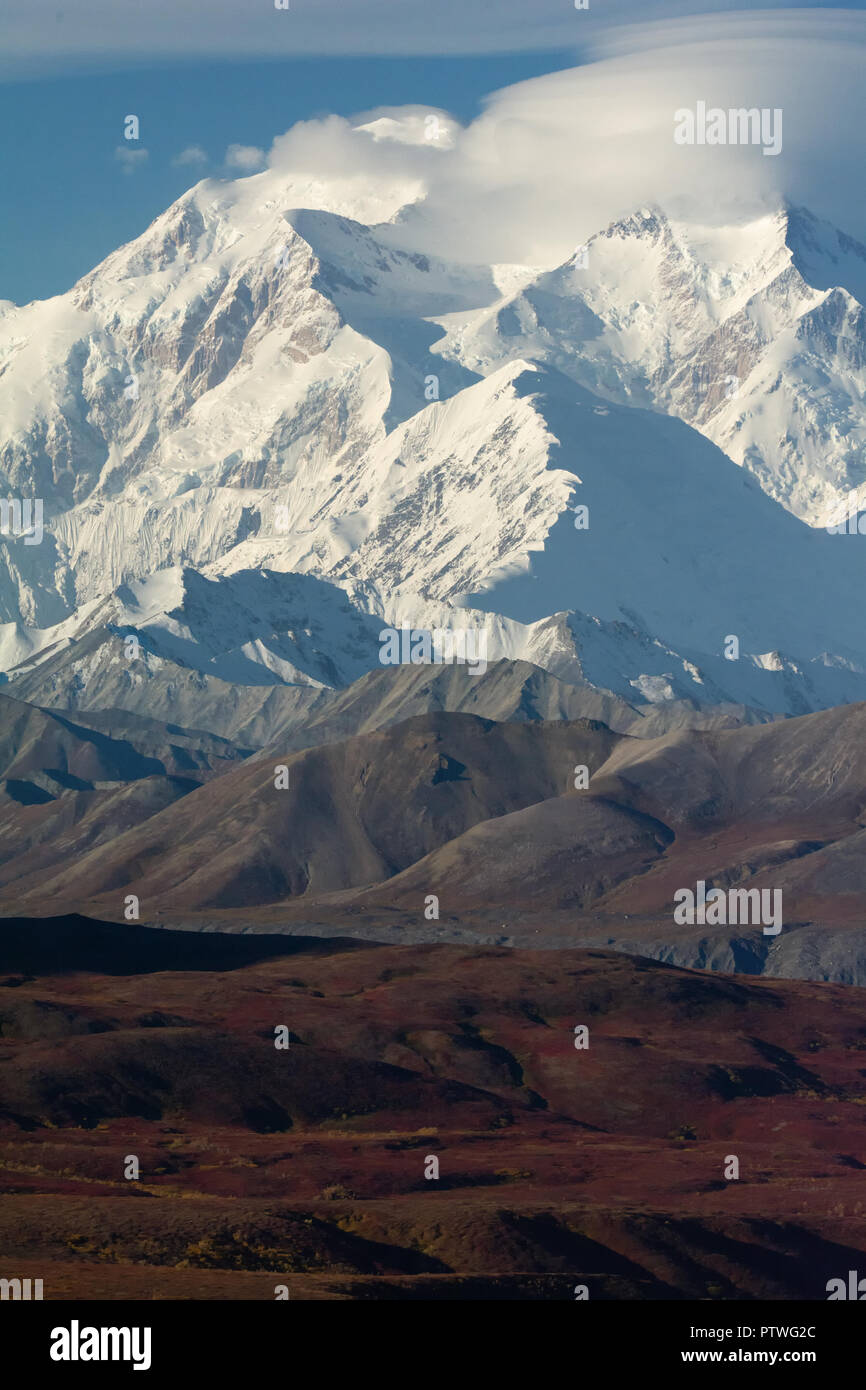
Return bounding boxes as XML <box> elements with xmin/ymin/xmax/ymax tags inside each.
<box><xmin>1</xmin><ymin>920</ymin><xmax>864</xmax><ymax>1299</ymax></box>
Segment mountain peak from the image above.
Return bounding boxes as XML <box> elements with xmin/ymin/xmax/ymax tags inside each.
<box><xmin>782</xmin><ymin>202</ymin><xmax>866</xmax><ymax>304</ymax></box>
<box><xmin>3</xmin><ymin>175</ymin><xmax>866</xmax><ymax>720</ymax></box>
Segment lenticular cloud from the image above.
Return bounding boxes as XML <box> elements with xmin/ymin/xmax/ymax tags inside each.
<box><xmin>259</xmin><ymin>11</ymin><xmax>866</xmax><ymax>267</ymax></box>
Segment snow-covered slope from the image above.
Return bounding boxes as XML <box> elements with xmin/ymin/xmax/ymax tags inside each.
<box><xmin>435</xmin><ymin>205</ymin><xmax>866</xmax><ymax>524</ymax></box>
<box><xmin>7</xmin><ymin>546</ymin><xmax>866</xmax><ymax>720</ymax></box>
<box><xmin>2</xmin><ymin>154</ymin><xmax>866</xmax><ymax>719</ymax></box>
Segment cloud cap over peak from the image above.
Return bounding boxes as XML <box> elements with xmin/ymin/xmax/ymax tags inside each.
<box><xmin>245</xmin><ymin>13</ymin><xmax>866</xmax><ymax>264</ymax></box>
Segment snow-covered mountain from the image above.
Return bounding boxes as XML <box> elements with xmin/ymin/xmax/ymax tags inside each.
<box><xmin>3</xmin><ymin>146</ymin><xmax>866</xmax><ymax>718</ymax></box>
<box><xmin>7</xmin><ymin>547</ymin><xmax>866</xmax><ymax>721</ymax></box>
<box><xmin>436</xmin><ymin>204</ymin><xmax>866</xmax><ymax>525</ymax></box>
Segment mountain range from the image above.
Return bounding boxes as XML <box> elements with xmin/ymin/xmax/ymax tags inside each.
<box><xmin>3</xmin><ymin>145</ymin><xmax>866</xmax><ymax>722</ymax></box>
<box><xmin>3</xmin><ymin>674</ymin><xmax>866</xmax><ymax>984</ymax></box>
<box><xmin>3</xmin><ymin>129</ymin><xmax>866</xmax><ymax>987</ymax></box>
<box><xmin>3</xmin><ymin>107</ymin><xmax>866</xmax><ymax>1309</ymax></box>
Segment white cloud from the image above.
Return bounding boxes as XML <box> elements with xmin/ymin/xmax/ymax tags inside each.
<box><xmin>114</xmin><ymin>146</ymin><xmax>149</xmax><ymax>174</ymax></box>
<box><xmin>225</xmin><ymin>143</ymin><xmax>266</xmax><ymax>172</ymax></box>
<box><xmin>172</xmin><ymin>144</ymin><xmax>208</xmax><ymax>167</ymax></box>
<box><xmin>1</xmin><ymin>0</ymin><xmax>852</xmax><ymax>76</ymax></box>
<box><xmin>355</xmin><ymin>108</ymin><xmax>459</xmax><ymax>150</ymax></box>
<box><xmin>254</xmin><ymin>11</ymin><xmax>866</xmax><ymax>264</ymax></box>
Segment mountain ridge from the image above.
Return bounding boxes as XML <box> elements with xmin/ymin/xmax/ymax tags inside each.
<box><xmin>3</xmin><ymin>164</ymin><xmax>866</xmax><ymax>717</ymax></box>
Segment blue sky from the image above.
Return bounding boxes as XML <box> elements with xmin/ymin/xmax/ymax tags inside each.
<box><xmin>0</xmin><ymin>52</ymin><xmax>584</xmax><ymax>305</ymax></box>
